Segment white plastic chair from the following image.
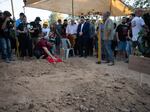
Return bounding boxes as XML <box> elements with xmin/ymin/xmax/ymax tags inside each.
<box><xmin>61</xmin><ymin>38</ymin><xmax>75</xmax><ymax>59</ymax></box>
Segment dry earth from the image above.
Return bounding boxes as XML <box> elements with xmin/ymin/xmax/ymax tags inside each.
<box><xmin>0</xmin><ymin>57</ymin><xmax>150</xmax><ymax>112</ymax></box>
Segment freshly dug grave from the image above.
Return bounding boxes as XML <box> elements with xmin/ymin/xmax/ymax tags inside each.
<box><xmin>0</xmin><ymin>57</ymin><xmax>150</xmax><ymax>112</ymax></box>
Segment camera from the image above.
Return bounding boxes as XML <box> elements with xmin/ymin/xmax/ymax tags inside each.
<box><xmin>6</xmin><ymin>18</ymin><xmax>14</xmax><ymax>29</ymax></box>
<box><xmin>27</xmin><ymin>24</ymin><xmax>33</xmax><ymax>30</ymax></box>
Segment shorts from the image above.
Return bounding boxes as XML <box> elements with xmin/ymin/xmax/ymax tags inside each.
<box><xmin>118</xmin><ymin>41</ymin><xmax>126</xmax><ymax>51</ymax></box>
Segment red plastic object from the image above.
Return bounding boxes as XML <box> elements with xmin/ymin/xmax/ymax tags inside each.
<box><xmin>47</xmin><ymin>56</ymin><xmax>62</xmax><ymax>63</ymax></box>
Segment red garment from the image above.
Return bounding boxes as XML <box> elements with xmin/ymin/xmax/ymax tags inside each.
<box><xmin>47</xmin><ymin>56</ymin><xmax>63</xmax><ymax>63</ymax></box>
<box><xmin>37</xmin><ymin>38</ymin><xmax>52</xmax><ymax>49</ymax></box>
<box><xmin>37</xmin><ymin>38</ymin><xmax>52</xmax><ymax>57</ymax></box>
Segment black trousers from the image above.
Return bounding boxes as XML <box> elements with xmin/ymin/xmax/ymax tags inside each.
<box><xmin>74</xmin><ymin>37</ymin><xmax>79</xmax><ymax>55</ymax></box>
<box><xmin>18</xmin><ymin>35</ymin><xmax>33</xmax><ymax>57</ymax></box>
<box><xmin>89</xmin><ymin>38</ymin><xmax>94</xmax><ymax>56</ymax></box>
<box><xmin>78</xmin><ymin>37</ymin><xmax>90</xmax><ymax>57</ymax></box>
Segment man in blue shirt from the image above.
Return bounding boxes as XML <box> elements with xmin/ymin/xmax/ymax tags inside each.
<box><xmin>16</xmin><ymin>13</ymin><xmax>24</xmax><ymax>28</ymax></box>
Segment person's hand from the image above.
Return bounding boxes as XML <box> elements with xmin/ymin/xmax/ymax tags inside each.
<box><xmin>5</xmin><ymin>17</ymin><xmax>10</xmax><ymax>22</ymax></box>
<box><xmin>79</xmin><ymin>32</ymin><xmax>83</xmax><ymax>36</ymax></box>
<box><xmin>127</xmin><ymin>36</ymin><xmax>131</xmax><ymax>40</ymax></box>
<box><xmin>117</xmin><ymin>39</ymin><xmax>120</xmax><ymax>42</ymax></box>
<box><xmin>52</xmin><ymin>57</ymin><xmax>57</xmax><ymax>61</ymax></box>
<box><xmin>29</xmin><ymin>30</ymin><xmax>34</xmax><ymax>33</ymax></box>
<box><xmin>24</xmin><ymin>28</ymin><xmax>27</xmax><ymax>33</ymax></box>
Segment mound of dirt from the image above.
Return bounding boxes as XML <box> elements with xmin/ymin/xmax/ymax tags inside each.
<box><xmin>0</xmin><ymin>58</ymin><xmax>150</xmax><ymax>112</ymax></box>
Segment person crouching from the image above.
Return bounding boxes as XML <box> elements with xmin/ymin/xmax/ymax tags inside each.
<box><xmin>34</xmin><ymin>32</ymin><xmax>62</xmax><ymax>63</ymax></box>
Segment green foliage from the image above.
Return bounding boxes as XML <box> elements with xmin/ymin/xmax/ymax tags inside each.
<box><xmin>138</xmin><ymin>29</ymin><xmax>150</xmax><ymax>57</ymax></box>
<box><xmin>49</xmin><ymin>12</ymin><xmax>64</xmax><ymax>24</ymax></box>
<box><xmin>123</xmin><ymin>0</ymin><xmax>150</xmax><ymax>8</ymax></box>
<box><xmin>49</xmin><ymin>12</ymin><xmax>57</xmax><ymax>24</ymax></box>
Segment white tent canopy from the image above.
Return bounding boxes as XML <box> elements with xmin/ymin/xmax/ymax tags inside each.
<box><xmin>26</xmin><ymin>0</ymin><xmax>132</xmax><ymax>16</ymax></box>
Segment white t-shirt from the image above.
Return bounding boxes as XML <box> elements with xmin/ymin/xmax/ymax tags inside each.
<box><xmin>131</xmin><ymin>16</ymin><xmax>145</xmax><ymax>41</ymax></box>
<box><xmin>42</xmin><ymin>28</ymin><xmax>50</xmax><ymax>39</ymax></box>
<box><xmin>66</xmin><ymin>24</ymin><xmax>78</xmax><ymax>35</ymax></box>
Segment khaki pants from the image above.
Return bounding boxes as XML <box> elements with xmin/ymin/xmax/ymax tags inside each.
<box><xmin>67</xmin><ymin>34</ymin><xmax>76</xmax><ymax>48</ymax></box>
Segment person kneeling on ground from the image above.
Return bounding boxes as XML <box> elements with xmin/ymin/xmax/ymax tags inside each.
<box><xmin>34</xmin><ymin>33</ymin><xmax>62</xmax><ymax>63</ymax></box>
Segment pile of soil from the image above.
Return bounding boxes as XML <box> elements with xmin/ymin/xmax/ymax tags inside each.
<box><xmin>0</xmin><ymin>58</ymin><xmax>150</xmax><ymax>112</ymax></box>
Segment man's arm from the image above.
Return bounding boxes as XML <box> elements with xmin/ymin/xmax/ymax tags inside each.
<box><xmin>116</xmin><ymin>25</ymin><xmax>120</xmax><ymax>42</ymax></box>
<box><xmin>141</xmin><ymin>18</ymin><xmax>149</xmax><ymax>32</ymax></box>
<box><xmin>77</xmin><ymin>24</ymin><xmax>80</xmax><ymax>37</ymax></box>
<box><xmin>1</xmin><ymin>17</ymin><xmax>10</xmax><ymax>30</ymax></box>
<box><xmin>42</xmin><ymin>47</ymin><xmax>56</xmax><ymax>59</ymax></box>
<box><xmin>66</xmin><ymin>25</ymin><xmax>69</xmax><ymax>36</ymax></box>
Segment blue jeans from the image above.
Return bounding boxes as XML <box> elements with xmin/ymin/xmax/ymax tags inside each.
<box><xmin>104</xmin><ymin>40</ymin><xmax>114</xmax><ymax>62</ymax></box>
<box><xmin>101</xmin><ymin>39</ymin><xmax>106</xmax><ymax>60</ymax></box>
<box><xmin>126</xmin><ymin>40</ymin><xmax>132</xmax><ymax>57</ymax></box>
<box><xmin>0</xmin><ymin>37</ymin><xmax>12</xmax><ymax>59</ymax></box>
<box><xmin>118</xmin><ymin>41</ymin><xmax>127</xmax><ymax>52</ymax></box>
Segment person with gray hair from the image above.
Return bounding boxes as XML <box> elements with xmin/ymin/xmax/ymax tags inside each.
<box><xmin>66</xmin><ymin>19</ymin><xmax>78</xmax><ymax>48</ymax></box>
<box><xmin>103</xmin><ymin>11</ymin><xmax>114</xmax><ymax>66</ymax></box>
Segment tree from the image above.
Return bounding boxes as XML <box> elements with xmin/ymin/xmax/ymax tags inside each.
<box><xmin>123</xmin><ymin>0</ymin><xmax>150</xmax><ymax>8</ymax></box>
<box><xmin>49</xmin><ymin>12</ymin><xmax>64</xmax><ymax>24</ymax></box>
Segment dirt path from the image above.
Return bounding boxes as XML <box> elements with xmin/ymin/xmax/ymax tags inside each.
<box><xmin>0</xmin><ymin>57</ymin><xmax>150</xmax><ymax>112</ymax></box>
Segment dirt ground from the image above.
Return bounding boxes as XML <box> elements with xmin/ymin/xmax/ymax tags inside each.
<box><xmin>0</xmin><ymin>57</ymin><xmax>150</xmax><ymax>112</ymax></box>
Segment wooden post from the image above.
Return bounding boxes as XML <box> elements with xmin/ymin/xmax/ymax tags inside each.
<box><xmin>10</xmin><ymin>0</ymin><xmax>15</xmax><ymax>19</ymax></box>
<box><xmin>23</xmin><ymin>6</ymin><xmax>26</xmax><ymax>14</ymax></box>
<box><xmin>10</xmin><ymin>0</ymin><xmax>19</xmax><ymax>57</ymax></box>
<box><xmin>72</xmin><ymin>0</ymin><xmax>74</xmax><ymax>18</ymax></box>
<box><xmin>97</xmin><ymin>26</ymin><xmax>101</xmax><ymax>64</ymax></box>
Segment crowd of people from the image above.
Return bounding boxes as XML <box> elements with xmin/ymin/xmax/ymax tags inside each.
<box><xmin>0</xmin><ymin>9</ymin><xmax>149</xmax><ymax>65</ymax></box>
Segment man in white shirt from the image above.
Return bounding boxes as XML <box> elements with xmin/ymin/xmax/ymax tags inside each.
<box><xmin>131</xmin><ymin>9</ymin><xmax>146</xmax><ymax>54</ymax></box>
<box><xmin>66</xmin><ymin>19</ymin><xmax>78</xmax><ymax>47</ymax></box>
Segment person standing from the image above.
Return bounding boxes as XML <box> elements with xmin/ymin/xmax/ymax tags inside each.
<box><xmin>30</xmin><ymin>17</ymin><xmax>42</xmax><ymax>47</ymax></box>
<box><xmin>0</xmin><ymin>11</ymin><xmax>13</xmax><ymax>63</ymax></box>
<box><xmin>103</xmin><ymin>11</ymin><xmax>114</xmax><ymax>66</ymax></box>
<box><xmin>89</xmin><ymin>19</ymin><xmax>96</xmax><ymax>56</ymax></box>
<box><xmin>56</xmin><ymin>19</ymin><xmax>63</xmax><ymax>55</ymax></box>
<box><xmin>125</xmin><ymin>14</ymin><xmax>135</xmax><ymax>63</ymax></box>
<box><xmin>77</xmin><ymin>16</ymin><xmax>90</xmax><ymax>58</ymax></box>
<box><xmin>16</xmin><ymin>13</ymin><xmax>25</xmax><ymax>28</ymax></box>
<box><xmin>0</xmin><ymin>10</ymin><xmax>3</xmax><ymax>54</ymax></box>
<box><xmin>131</xmin><ymin>9</ymin><xmax>146</xmax><ymax>55</ymax></box>
<box><xmin>116</xmin><ymin>17</ymin><xmax>129</xmax><ymax>61</ymax></box>
<box><xmin>62</xmin><ymin>19</ymin><xmax>68</xmax><ymax>38</ymax></box>
<box><xmin>17</xmin><ymin>15</ymin><xmax>33</xmax><ymax>59</ymax></box>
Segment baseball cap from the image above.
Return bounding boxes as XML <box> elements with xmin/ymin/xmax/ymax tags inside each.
<box><xmin>35</xmin><ymin>17</ymin><xmax>41</xmax><ymax>21</ymax></box>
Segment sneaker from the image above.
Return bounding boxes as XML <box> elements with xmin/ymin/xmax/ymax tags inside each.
<box><xmin>124</xmin><ymin>59</ymin><xmax>129</xmax><ymax>63</ymax></box>
<box><xmin>9</xmin><ymin>58</ymin><xmax>15</xmax><ymax>61</ymax></box>
<box><xmin>108</xmin><ymin>62</ymin><xmax>114</xmax><ymax>66</ymax></box>
<box><xmin>101</xmin><ymin>60</ymin><xmax>109</xmax><ymax>63</ymax></box>
<box><xmin>5</xmin><ymin>58</ymin><xmax>10</xmax><ymax>63</ymax></box>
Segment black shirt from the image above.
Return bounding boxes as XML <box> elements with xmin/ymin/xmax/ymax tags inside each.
<box><xmin>116</xmin><ymin>24</ymin><xmax>129</xmax><ymax>41</ymax></box>
<box><xmin>0</xmin><ymin>18</ymin><xmax>5</xmax><ymax>37</ymax></box>
<box><xmin>30</xmin><ymin>21</ymin><xmax>42</xmax><ymax>38</ymax></box>
<box><xmin>0</xmin><ymin>18</ymin><xmax>13</xmax><ymax>38</ymax></box>
<box><xmin>17</xmin><ymin>22</ymin><xmax>28</xmax><ymax>37</ymax></box>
